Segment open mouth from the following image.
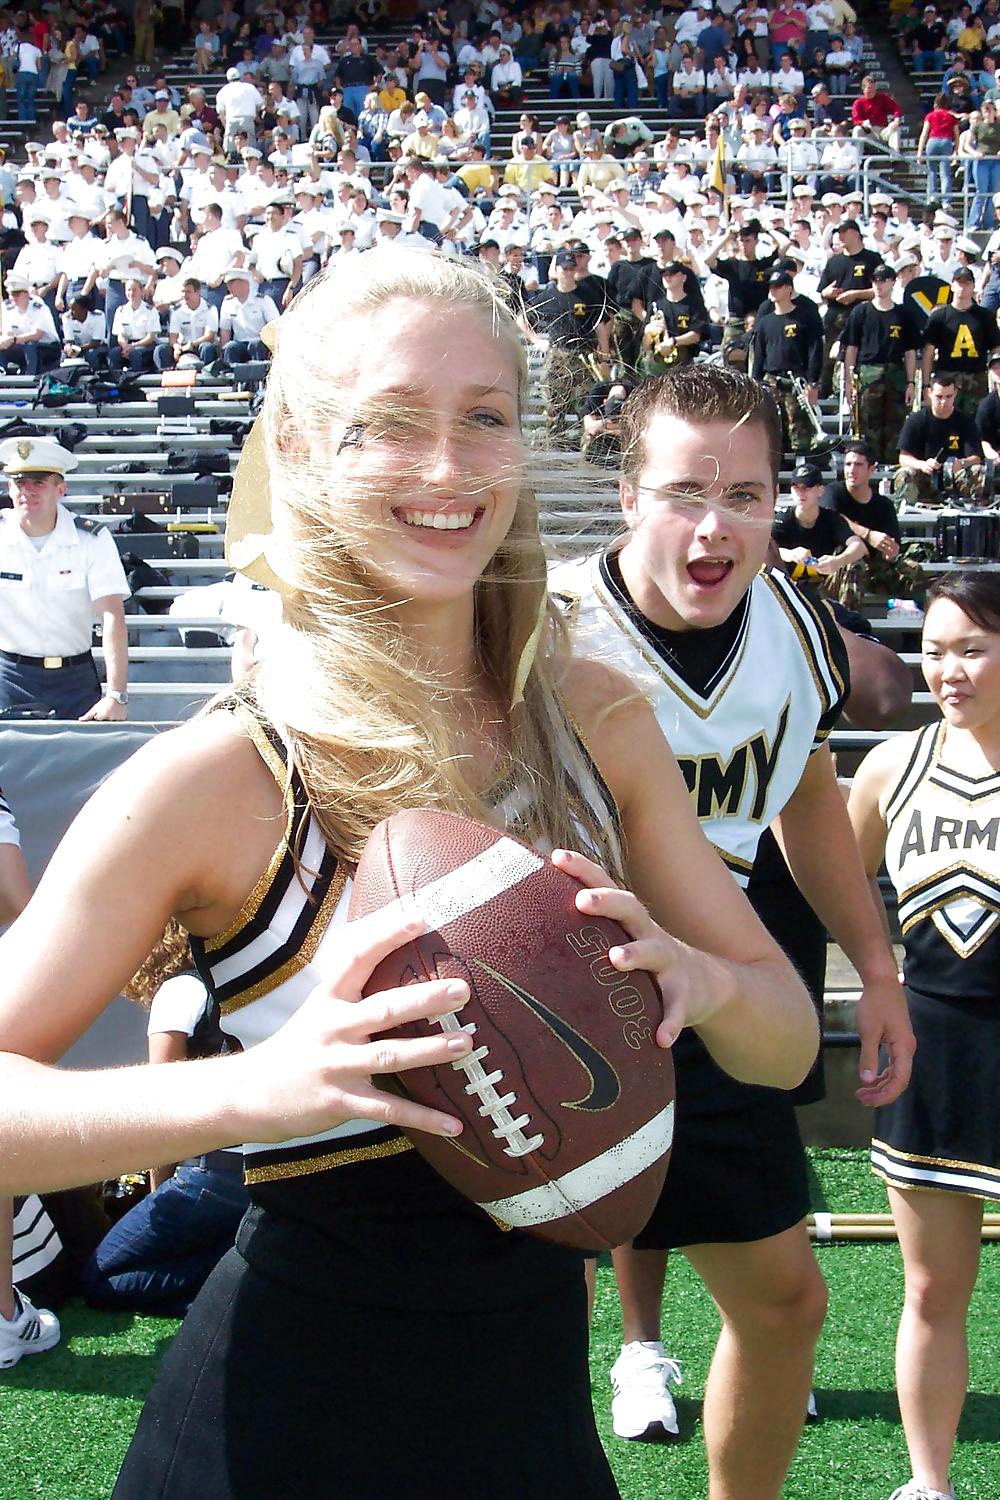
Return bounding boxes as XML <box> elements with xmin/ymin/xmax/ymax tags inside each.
<box><xmin>687</xmin><ymin>557</ymin><xmax>734</xmax><ymax>588</ymax></box>
<box><xmin>395</xmin><ymin>507</ymin><xmax>484</xmax><ymax>533</ymax></box>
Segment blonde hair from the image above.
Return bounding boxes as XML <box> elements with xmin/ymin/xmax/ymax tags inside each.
<box><xmin>249</xmin><ymin>252</ymin><xmax>623</xmax><ymax>876</ymax></box>
<box><xmin>125</xmin><ymin>919</ymin><xmax>192</xmax><ymax>1008</ymax></box>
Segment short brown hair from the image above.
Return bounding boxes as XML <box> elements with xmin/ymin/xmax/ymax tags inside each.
<box><xmin>619</xmin><ymin>366</ymin><xmax>783</xmax><ymax>486</ymax></box>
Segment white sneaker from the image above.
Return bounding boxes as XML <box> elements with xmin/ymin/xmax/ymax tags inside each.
<box><xmin>609</xmin><ymin>1340</ymin><xmax>682</xmax><ymax>1441</ymax></box>
<box><xmin>888</xmin><ymin>1483</ymin><xmax>955</xmax><ymax>1500</ymax></box>
<box><xmin>0</xmin><ymin>1290</ymin><xmax>61</xmax><ymax>1370</ymax></box>
<box><xmin>806</xmin><ymin>1390</ymin><xmax>818</xmax><ymax>1421</ymax></box>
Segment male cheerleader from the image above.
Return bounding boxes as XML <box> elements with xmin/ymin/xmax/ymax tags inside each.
<box><xmin>551</xmin><ymin>366</ymin><xmax>914</xmax><ymax>1500</ymax></box>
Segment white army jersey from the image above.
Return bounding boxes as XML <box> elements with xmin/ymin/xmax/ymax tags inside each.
<box><xmin>883</xmin><ymin>721</ymin><xmax>1000</xmax><ymax>993</ymax></box>
<box><xmin>550</xmin><ymin>552</ymin><xmax>848</xmax><ymax>884</ymax></box>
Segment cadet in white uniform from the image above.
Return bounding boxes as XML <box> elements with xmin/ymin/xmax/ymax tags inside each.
<box><xmin>155</xmin><ymin>278</ymin><xmax>220</xmax><ymax>370</ymax></box>
<box><xmin>250</xmin><ymin>200</ymin><xmax>303</xmax><ymax>308</ymax></box>
<box><xmin>0</xmin><ymin>276</ymin><xmax>61</xmax><ymax>376</ymax></box>
<box><xmin>110</xmin><ymin>277</ymin><xmax>162</xmax><ymax>372</ymax></box>
<box><xmin>0</xmin><ymin>438</ymin><xmax>129</xmax><ymax>719</ymax></box>
<box><xmin>551</xmin><ymin>366</ymin><xmax>913</xmax><ymax>1500</ymax></box>
<box><xmin>218</xmin><ymin>267</ymin><xmax>279</xmax><ymax>364</ymax></box>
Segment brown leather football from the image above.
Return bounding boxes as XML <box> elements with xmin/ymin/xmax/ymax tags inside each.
<box><xmin>349</xmin><ymin>809</ymin><xmax>674</xmax><ymax>1252</ymax></box>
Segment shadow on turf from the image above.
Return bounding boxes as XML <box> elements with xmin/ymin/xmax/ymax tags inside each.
<box><xmin>812</xmin><ymin>1388</ymin><xmax>1000</xmax><ymax>1438</ymax></box>
<box><xmin>2</xmin><ymin>1306</ymin><xmax>177</xmax><ymax>1398</ymax></box>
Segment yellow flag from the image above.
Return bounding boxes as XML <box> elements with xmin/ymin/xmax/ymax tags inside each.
<box><xmin>709</xmin><ymin>136</ymin><xmax>727</xmax><ymax>214</ymax></box>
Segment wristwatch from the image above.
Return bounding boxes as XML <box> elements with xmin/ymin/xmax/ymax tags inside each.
<box><xmin>104</xmin><ymin>689</ymin><xmax>129</xmax><ymax>705</ymax></box>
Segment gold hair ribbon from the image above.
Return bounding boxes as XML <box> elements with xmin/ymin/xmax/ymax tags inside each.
<box><xmin>510</xmin><ymin>576</ymin><xmax>548</xmax><ymax>709</ymax></box>
<box><xmin>225</xmin><ymin>417</ymin><xmax>290</xmax><ymax>595</ymax></box>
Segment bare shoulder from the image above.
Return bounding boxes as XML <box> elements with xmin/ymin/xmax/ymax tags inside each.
<box><xmin>851</xmin><ymin>728</ymin><xmax>919</xmax><ymax>805</ymax></box>
<box><xmin>104</xmin><ymin>710</ymin><xmax>281</xmax><ymax>824</ymax></box>
<box><xmin>561</xmin><ymin>654</ymin><xmax>666</xmax><ymax>804</ymax></box>
<box><xmin>63</xmin><ymin>708</ymin><xmax>287</xmax><ymax>927</ymax></box>
<box><xmin>561</xmin><ymin>653</ymin><xmax>652</xmax><ymax>742</ymax></box>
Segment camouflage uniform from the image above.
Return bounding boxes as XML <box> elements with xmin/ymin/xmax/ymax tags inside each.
<box><xmin>820</xmin><ymin>303</ymin><xmax>850</xmax><ymax>399</ymax></box>
<box><xmin>611</xmin><ymin>309</ymin><xmax>643</xmax><ymax>375</ymax></box>
<box><xmin>720</xmin><ymin>315</ymin><xmax>746</xmax><ymax>356</ymax></box>
<box><xmin>763</xmin><ymin>374</ymin><xmax>821</xmax><ymax>456</ymax></box>
<box><xmin>893</xmin><ymin>462</ymin><xmax>987</xmax><ymax>507</ymax></box>
<box><xmin>580</xmin><ymin>429</ymin><xmax>622</xmax><ymax>468</ymax></box>
<box><xmin>952</xmin><ymin>370</ymin><xmax>989</xmax><ymax>416</ymax></box>
<box><xmin>544</xmin><ymin>344</ymin><xmax>595</xmax><ymax>447</ymax></box>
<box><xmin>853</xmin><ymin>366</ymin><xmax>909</xmax><ymax>466</ymax></box>
<box><xmin>829</xmin><ymin>548</ymin><xmax>929</xmax><ymax>612</ymax></box>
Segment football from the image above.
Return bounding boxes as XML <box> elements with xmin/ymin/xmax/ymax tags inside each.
<box><xmin>349</xmin><ymin>809</ymin><xmax>674</xmax><ymax>1252</ymax></box>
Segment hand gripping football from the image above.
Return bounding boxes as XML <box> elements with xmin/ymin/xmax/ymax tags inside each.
<box><xmin>349</xmin><ymin>810</ymin><xmax>675</xmax><ymax>1251</ymax></box>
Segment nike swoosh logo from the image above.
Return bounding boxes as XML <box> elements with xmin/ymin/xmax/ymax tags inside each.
<box><xmin>471</xmin><ymin>959</ymin><xmax>621</xmax><ymax>1112</ymax></box>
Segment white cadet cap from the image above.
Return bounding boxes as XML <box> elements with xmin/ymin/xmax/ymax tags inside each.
<box><xmin>241</xmin><ymin>146</ymin><xmax>263</xmax><ymax>160</ymax></box>
<box><xmin>792</xmin><ymin>184</ymin><xmax>813</xmax><ymax>197</ymax></box>
<box><xmin>115</xmin><ymin>126</ymin><xmax>140</xmax><ymax>141</ymax></box>
<box><xmin>957</xmin><ymin>236</ymin><xmax>981</xmax><ymax>256</ymax></box>
<box><xmin>4</xmin><ymin>275</ymin><xmax>29</xmax><ymax>292</ymax></box>
<box><xmin>894</xmin><ymin>254</ymin><xmax>919</xmax><ymax>270</ymax></box>
<box><xmin>934</xmin><ymin>223</ymin><xmax>955</xmax><ymax>239</ymax></box>
<box><xmin>155</xmin><ymin>245</ymin><xmax>182</xmax><ymax>262</ymax></box>
<box><xmin>821</xmin><ymin>192</ymin><xmax>843</xmax><ymax>205</ymax></box>
<box><xmin>0</xmin><ymin>437</ymin><xmax>79</xmax><ymax>475</ymax></box>
<box><xmin>222</xmin><ymin>264</ymin><xmax>251</xmax><ymax>281</ymax></box>
<box><xmin>869</xmin><ymin>192</ymin><xmax>892</xmax><ymax>207</ymax></box>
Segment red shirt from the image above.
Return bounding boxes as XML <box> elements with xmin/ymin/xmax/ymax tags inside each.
<box><xmin>852</xmin><ymin>92</ymin><xmax>901</xmax><ymax>128</ymax></box>
<box><xmin>924</xmin><ymin>107</ymin><xmax>958</xmax><ymax>140</ymax></box>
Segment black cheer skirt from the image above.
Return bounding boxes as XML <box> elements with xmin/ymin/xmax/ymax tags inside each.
<box><xmin>113</xmin><ymin>1238</ymin><xmax>621</xmax><ymax>1500</ymax></box>
<box><xmin>872</xmin><ymin>985</ymin><xmax>1000</xmax><ymax>1203</ymax></box>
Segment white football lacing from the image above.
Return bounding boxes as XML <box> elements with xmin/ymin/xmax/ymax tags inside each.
<box><xmin>435</xmin><ymin>1012</ymin><xmax>544</xmax><ymax>1157</ymax></box>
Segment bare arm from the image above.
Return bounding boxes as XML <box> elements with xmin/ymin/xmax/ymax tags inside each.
<box><xmin>0</xmin><ymin>843</ymin><xmax>30</xmax><ymax>925</ymax></box>
<box><xmin>565</xmin><ymin>662</ymin><xmax>818</xmax><ymax>1089</ymax></box>
<box><xmin>146</xmin><ymin>1029</ymin><xmax>188</xmax><ymax>1187</ymax></box>
<box><xmin>81</xmin><ymin>595</ymin><xmax>127</xmax><ymax>722</ymax></box>
<box><xmin>774</xmin><ymin>742</ymin><xmax>914</xmax><ymax>1104</ymax></box>
<box><xmin>0</xmin><ymin>720</ymin><xmax>475</xmax><ymax>1193</ymax></box>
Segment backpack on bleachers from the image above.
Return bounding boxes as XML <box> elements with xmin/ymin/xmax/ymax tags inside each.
<box><xmin>33</xmin><ymin>365</ymin><xmax>91</xmax><ymax>410</ymax></box>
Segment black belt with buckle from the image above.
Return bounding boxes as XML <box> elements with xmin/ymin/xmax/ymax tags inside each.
<box><xmin>0</xmin><ymin>649</ymin><xmax>93</xmax><ymax>670</ymax></box>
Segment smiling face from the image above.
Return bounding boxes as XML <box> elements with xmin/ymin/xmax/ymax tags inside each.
<box><xmin>619</xmin><ymin>411</ymin><xmax>775</xmax><ymax>631</ymax></box>
<box><xmin>326</xmin><ymin>300</ymin><xmax>523</xmax><ymax>619</ymax></box>
<box><xmin>9</xmin><ymin>471</ymin><xmax>64</xmax><ymax>535</ymax></box>
<box><xmin>922</xmin><ymin>596</ymin><xmax>1000</xmax><ymax>730</ymax></box>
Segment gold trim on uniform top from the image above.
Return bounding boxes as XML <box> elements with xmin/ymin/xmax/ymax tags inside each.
<box><xmin>592</xmin><ymin>570</ymin><xmax>750</xmax><ymax>722</ymax></box>
<box><xmin>761</xmin><ymin>572</ymin><xmax>845</xmax><ymax>713</ymax></box>
<box><xmin>218</xmin><ymin>862</ymin><xmax>348</xmax><ymax>1015</ymax></box>
<box><xmin>244</xmin><ymin>1133</ymin><xmax>414</xmax><ymax>1183</ymax></box>
<box><xmin>872</xmin><ymin>1138</ymin><xmax>1000</xmax><ymax>1178</ymax></box>
<box><xmin>205</xmin><ymin>709</ymin><xmax>298</xmax><ymax>954</ymax></box>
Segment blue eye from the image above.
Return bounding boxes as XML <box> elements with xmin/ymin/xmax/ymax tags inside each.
<box><xmin>469</xmin><ymin>410</ymin><xmax>507</xmax><ymax>428</ymax></box>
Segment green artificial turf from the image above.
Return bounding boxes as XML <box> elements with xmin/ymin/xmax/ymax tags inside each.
<box><xmin>2</xmin><ymin>1151</ymin><xmax>998</xmax><ymax>1500</ymax></box>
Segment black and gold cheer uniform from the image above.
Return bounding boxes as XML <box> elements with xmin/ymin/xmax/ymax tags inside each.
<box><xmin>114</xmin><ymin>697</ymin><xmax>625</xmax><ymax>1500</ymax></box>
<box><xmin>873</xmin><ymin>721</ymin><xmax>1000</xmax><ymax>1202</ymax></box>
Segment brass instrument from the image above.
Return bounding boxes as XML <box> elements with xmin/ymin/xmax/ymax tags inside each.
<box><xmin>792</xmin><ymin>375</ymin><xmax>827</xmax><ymax>446</ymax></box>
<box><xmin>912</xmin><ymin>369</ymin><xmax>923</xmax><ymax>413</ymax></box>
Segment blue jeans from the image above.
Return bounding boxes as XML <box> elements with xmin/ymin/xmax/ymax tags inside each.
<box><xmin>549</xmin><ymin>69</ymin><xmax>580</xmax><ymax>98</ymax></box>
<box><xmin>341</xmin><ymin>84</ymin><xmax>368</xmax><ymax>118</ymax></box>
<box><xmin>613</xmin><ymin>65</ymin><xmax>638</xmax><ymax>108</ymax></box>
<box><xmin>654</xmin><ymin>72</ymin><xmax>669</xmax><ymax>106</ymax></box>
<box><xmin>925</xmin><ymin>136</ymin><xmax>954</xmax><ymax>202</ymax></box>
<box><xmin>914</xmin><ymin>48</ymin><xmax>946</xmax><ymax>71</ymax></box>
<box><xmin>82</xmin><ymin>1158</ymin><xmax>249</xmax><ymax>1317</ymax></box>
<box><xmin>972</xmin><ymin>156</ymin><xmax>1000</xmax><ymax>227</ymax></box>
<box><xmin>15</xmin><ymin>70</ymin><xmax>37</xmax><ymax>121</ymax></box>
